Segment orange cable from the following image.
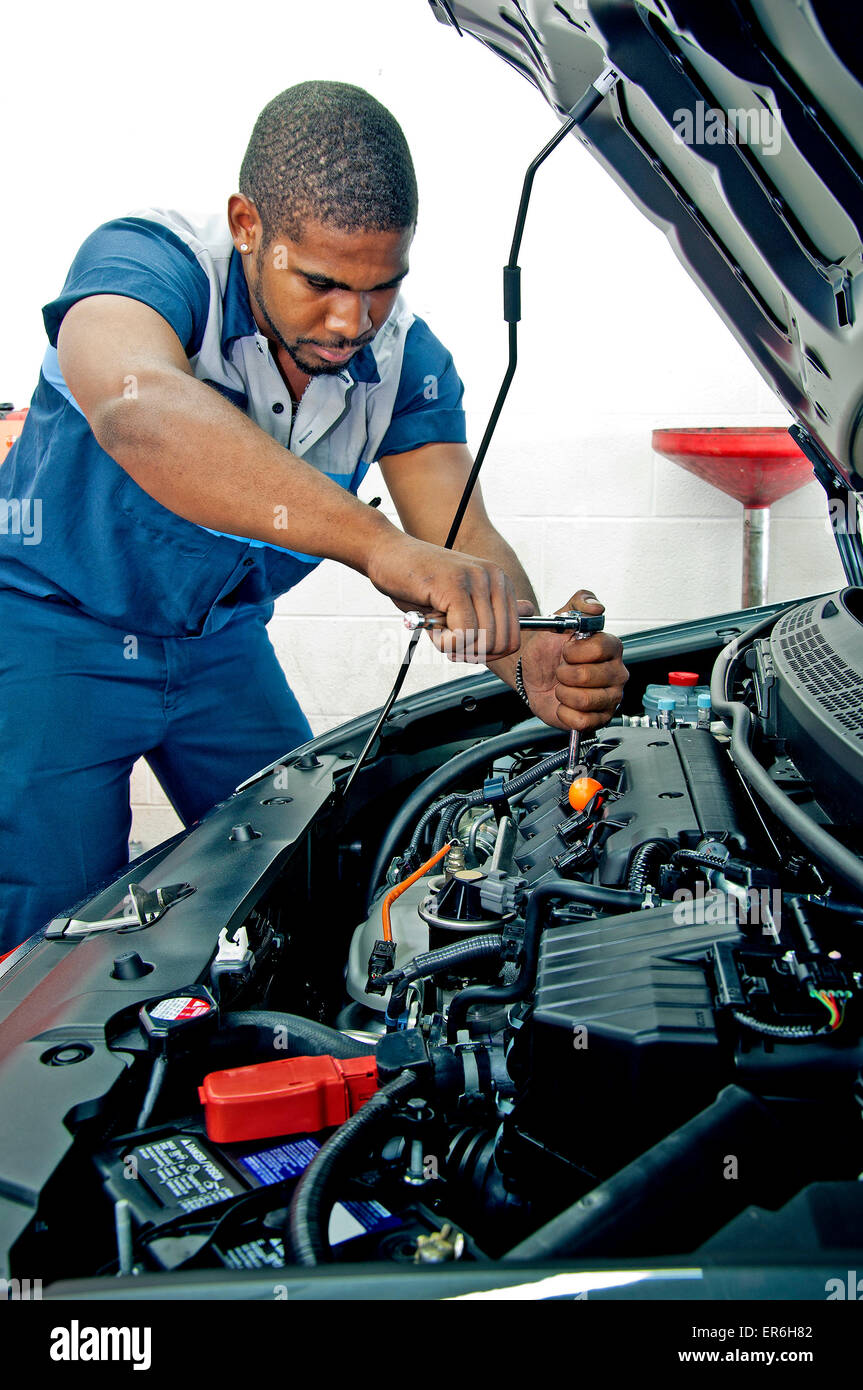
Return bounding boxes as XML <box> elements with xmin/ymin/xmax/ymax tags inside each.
<box><xmin>381</xmin><ymin>842</ymin><xmax>453</xmax><ymax>944</ymax></box>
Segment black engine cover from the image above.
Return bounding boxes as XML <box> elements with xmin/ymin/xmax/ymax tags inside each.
<box><xmin>513</xmin><ymin>725</ymin><xmax>749</xmax><ymax>889</ymax></box>
<box><xmin>515</xmin><ymin>895</ymin><xmax>743</xmax><ymax>1178</ymax></box>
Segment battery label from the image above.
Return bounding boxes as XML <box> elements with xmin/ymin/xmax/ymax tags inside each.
<box><xmin>221</xmin><ymin>1201</ymin><xmax>400</xmax><ymax>1269</ymax></box>
<box><xmin>223</xmin><ymin>1237</ymin><xmax>285</xmax><ymax>1270</ymax></box>
<box><xmin>133</xmin><ymin>1135</ymin><xmax>245</xmax><ymax>1214</ymax></box>
<box><xmin>235</xmin><ymin>1138</ymin><xmax>321</xmax><ymax>1186</ymax></box>
<box><xmin>330</xmin><ymin>1199</ymin><xmax>401</xmax><ymax>1243</ymax></box>
<box><xmin>149</xmin><ymin>996</ymin><xmax>213</xmax><ymax>1022</ymax></box>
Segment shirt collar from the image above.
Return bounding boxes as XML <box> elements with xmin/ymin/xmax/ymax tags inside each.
<box><xmin>347</xmin><ymin>343</ymin><xmax>381</xmax><ymax>384</ymax></box>
<box><xmin>221</xmin><ymin>248</ymin><xmax>257</xmax><ymax>352</ymax></box>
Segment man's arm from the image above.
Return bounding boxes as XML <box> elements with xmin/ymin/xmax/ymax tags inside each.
<box><xmin>56</xmin><ymin>295</ymin><xmax>520</xmax><ymax>657</ymax></box>
<box><xmin>379</xmin><ymin>439</ymin><xmax>536</xmax><ymax>650</ymax></box>
<box><xmin>380</xmin><ymin>441</ymin><xmax>628</xmax><ymax>731</ymax></box>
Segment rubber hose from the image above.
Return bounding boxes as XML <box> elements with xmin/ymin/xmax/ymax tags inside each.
<box><xmin>385</xmin><ymin>934</ymin><xmax>505</xmax><ymax>1026</ymax></box>
<box><xmin>672</xmin><ymin>849</ymin><xmax>729</xmax><ymax>871</ymax></box>
<box><xmin>409</xmin><ymin>793</ymin><xmax>466</xmax><ymax>859</ymax></box>
<box><xmin>627</xmin><ymin>840</ymin><xmax>670</xmax><ymax>892</ymax></box>
<box><xmin>469</xmin><ymin>808</ymin><xmax>496</xmax><ymax>860</ymax></box>
<box><xmin>136</xmin><ymin>1053</ymin><xmax>167</xmax><ymax>1130</ymax></box>
<box><xmin>220</xmin><ymin>1011</ymin><xmax>374</xmax><ymax>1060</ymax></box>
<box><xmin>390</xmin><ymin>934</ymin><xmax>505</xmax><ymax>986</ymax></box>
<box><xmin>711</xmin><ymin>615</ymin><xmax>863</xmax><ymax>898</ymax></box>
<box><xmin>286</xmin><ymin>1070</ymin><xmax>419</xmax><ymax>1266</ymax></box>
<box><xmin>502</xmin><ymin>1086</ymin><xmax>779</xmax><ymax>1261</ymax></box>
<box><xmin>807</xmin><ymin>896</ymin><xmax>863</xmax><ymax>917</ymax></box>
<box><xmin>433</xmin><ymin>797</ymin><xmax>471</xmax><ymax>853</ymax></box>
<box><xmin>732</xmin><ymin>1010</ymin><xmax>822</xmax><ymax>1041</ymax></box>
<box><xmin>430</xmin><ymin>746</ymin><xmax>572</xmax><ymax>857</ymax></box>
<box><xmin>446</xmin><ymin>879</ymin><xmax>642</xmax><ymax>1041</ymax></box>
<box><xmin>484</xmin><ymin>746</ymin><xmax>570</xmax><ymax>799</ymax></box>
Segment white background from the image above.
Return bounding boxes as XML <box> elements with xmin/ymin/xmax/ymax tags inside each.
<box><xmin>0</xmin><ymin>0</ymin><xmax>844</xmax><ymax>846</ymax></box>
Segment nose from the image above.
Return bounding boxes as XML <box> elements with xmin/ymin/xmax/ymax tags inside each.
<box><xmin>324</xmin><ymin>291</ymin><xmax>372</xmax><ymax>343</ymax></box>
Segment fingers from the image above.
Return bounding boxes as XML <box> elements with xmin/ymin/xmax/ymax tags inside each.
<box><xmin>477</xmin><ymin>565</ymin><xmax>519</xmax><ymax>659</ymax></box>
<box><xmin>554</xmin><ymin>630</ymin><xmax>628</xmax><ymax>732</ymax></box>
<box><xmin>438</xmin><ymin>558</ymin><xmax>520</xmax><ymax>663</ymax></box>
<box><xmin>369</xmin><ymin>534</ymin><xmax>521</xmax><ymax>664</ymax></box>
<box><xmin>499</xmin><ymin>568</ymin><xmax>521</xmax><ymax>656</ymax></box>
<box><xmin>442</xmin><ymin>567</ymin><xmax>495</xmax><ymax>661</ymax></box>
<box><xmin>560</xmin><ymin>624</ymin><xmax>619</xmax><ymax>667</ymax></box>
<box><xmin>554</xmin><ymin>682</ymin><xmax>626</xmax><ymax>719</ymax></box>
<box><xmin>558</xmin><ymin>632</ymin><xmax>626</xmax><ymax>680</ymax></box>
<box><xmin>553</xmin><ymin>682</ymin><xmax>627</xmax><ymax>731</ymax></box>
<box><xmin>467</xmin><ymin>566</ymin><xmax>498</xmax><ymax>660</ymax></box>
<box><xmin>557</xmin><ymin>588</ymin><xmax>605</xmax><ymax>616</ymax></box>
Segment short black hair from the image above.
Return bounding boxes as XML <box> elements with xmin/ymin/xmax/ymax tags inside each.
<box><xmin>239</xmin><ymin>81</ymin><xmax>418</xmax><ymax>245</ymax></box>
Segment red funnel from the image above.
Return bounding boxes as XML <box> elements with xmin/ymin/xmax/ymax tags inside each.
<box><xmin>651</xmin><ymin>427</ymin><xmax>812</xmax><ymax>507</ymax></box>
<box><xmin>651</xmin><ymin>427</ymin><xmax>814</xmax><ymax>607</ymax></box>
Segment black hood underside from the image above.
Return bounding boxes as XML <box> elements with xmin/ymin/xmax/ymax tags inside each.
<box><xmin>430</xmin><ymin>0</ymin><xmax>863</xmax><ymax>490</ymax></box>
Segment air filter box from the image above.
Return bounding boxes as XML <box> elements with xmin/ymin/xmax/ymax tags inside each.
<box><xmin>514</xmin><ymin>896</ymin><xmax>742</xmax><ymax>1177</ymax></box>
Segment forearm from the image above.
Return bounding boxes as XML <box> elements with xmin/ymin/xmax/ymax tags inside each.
<box><xmin>95</xmin><ymin>367</ymin><xmax>395</xmax><ymax>574</ymax></box>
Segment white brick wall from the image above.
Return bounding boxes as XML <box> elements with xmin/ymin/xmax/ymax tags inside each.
<box><xmin>1</xmin><ymin>0</ymin><xmax>845</xmax><ymax>850</ymax></box>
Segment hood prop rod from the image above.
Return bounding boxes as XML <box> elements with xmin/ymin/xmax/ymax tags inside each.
<box><xmin>340</xmin><ymin>64</ymin><xmax>619</xmax><ymax>802</ymax></box>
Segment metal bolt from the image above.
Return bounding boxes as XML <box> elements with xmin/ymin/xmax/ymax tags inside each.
<box><xmin>414</xmin><ymin>1223</ymin><xmax>466</xmax><ymax>1263</ymax></box>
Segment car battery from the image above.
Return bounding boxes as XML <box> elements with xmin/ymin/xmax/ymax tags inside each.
<box><xmin>96</xmin><ymin>1125</ymin><xmax>400</xmax><ymax>1269</ymax></box>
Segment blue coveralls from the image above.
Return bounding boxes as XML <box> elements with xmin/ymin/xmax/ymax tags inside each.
<box><xmin>0</xmin><ymin>209</ymin><xmax>467</xmax><ymax>952</ymax></box>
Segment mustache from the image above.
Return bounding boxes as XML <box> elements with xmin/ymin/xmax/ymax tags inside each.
<box><xmin>296</xmin><ymin>333</ymin><xmax>376</xmax><ymax>350</ymax></box>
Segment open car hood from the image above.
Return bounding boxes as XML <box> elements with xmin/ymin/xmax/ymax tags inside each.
<box><xmin>430</xmin><ymin>0</ymin><xmax>863</xmax><ymax>493</ymax></box>
<box><xmin>4</xmin><ymin>6</ymin><xmax>863</xmax><ymax>1304</ymax></box>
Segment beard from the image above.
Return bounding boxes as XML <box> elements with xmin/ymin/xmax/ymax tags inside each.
<box><xmin>249</xmin><ymin>253</ymin><xmax>374</xmax><ymax>377</ymax></box>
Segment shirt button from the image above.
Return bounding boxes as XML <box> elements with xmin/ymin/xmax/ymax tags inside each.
<box><xmin>272</xmin><ymin>401</ymin><xmax>285</xmax><ymax>414</ymax></box>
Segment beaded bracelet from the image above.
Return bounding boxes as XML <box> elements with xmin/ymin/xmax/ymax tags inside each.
<box><xmin>514</xmin><ymin>656</ymin><xmax>532</xmax><ymax>708</ymax></box>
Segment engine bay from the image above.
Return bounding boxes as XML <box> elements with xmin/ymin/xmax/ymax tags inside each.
<box><xmin>3</xmin><ymin>588</ymin><xmax>863</xmax><ymax>1287</ymax></box>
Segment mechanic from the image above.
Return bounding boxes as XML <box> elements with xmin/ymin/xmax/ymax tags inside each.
<box><xmin>0</xmin><ymin>81</ymin><xmax>627</xmax><ymax>953</ymax></box>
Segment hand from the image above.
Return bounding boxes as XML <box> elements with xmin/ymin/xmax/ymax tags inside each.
<box><xmin>366</xmin><ymin>531</ymin><xmax>521</xmax><ymax>662</ymax></box>
<box><xmin>518</xmin><ymin>590</ymin><xmax>628</xmax><ymax>732</ymax></box>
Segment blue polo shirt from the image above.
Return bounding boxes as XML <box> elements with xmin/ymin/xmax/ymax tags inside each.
<box><xmin>0</xmin><ymin>209</ymin><xmax>467</xmax><ymax>637</ymax></box>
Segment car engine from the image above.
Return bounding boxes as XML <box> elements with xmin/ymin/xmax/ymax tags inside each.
<box><xmin>3</xmin><ymin>587</ymin><xmax>863</xmax><ymax>1284</ymax></box>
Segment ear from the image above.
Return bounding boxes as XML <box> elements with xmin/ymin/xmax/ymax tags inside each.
<box><xmin>227</xmin><ymin>193</ymin><xmax>262</xmax><ymax>251</ymax></box>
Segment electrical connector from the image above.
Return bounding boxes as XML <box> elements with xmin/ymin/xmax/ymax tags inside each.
<box><xmin>479</xmin><ymin>869</ymin><xmax>526</xmax><ymax>917</ymax></box>
<box><xmin>482</xmin><ymin>775</ymin><xmax>507</xmax><ymax>801</ymax></box>
<box><xmin>214</xmin><ymin>924</ymin><xmax>250</xmax><ymax>963</ymax></box>
<box><xmin>210</xmin><ymin>925</ymin><xmax>254</xmax><ymax>996</ymax></box>
<box><xmin>367</xmin><ymin>939</ymin><xmax>397</xmax><ymax>995</ymax></box>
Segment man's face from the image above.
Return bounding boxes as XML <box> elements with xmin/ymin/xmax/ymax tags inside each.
<box><xmin>243</xmin><ymin>217</ymin><xmax>413</xmax><ymax>377</ymax></box>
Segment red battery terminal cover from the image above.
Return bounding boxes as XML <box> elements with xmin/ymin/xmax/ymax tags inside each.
<box><xmin>198</xmin><ymin>1053</ymin><xmax>378</xmax><ymax>1144</ymax></box>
